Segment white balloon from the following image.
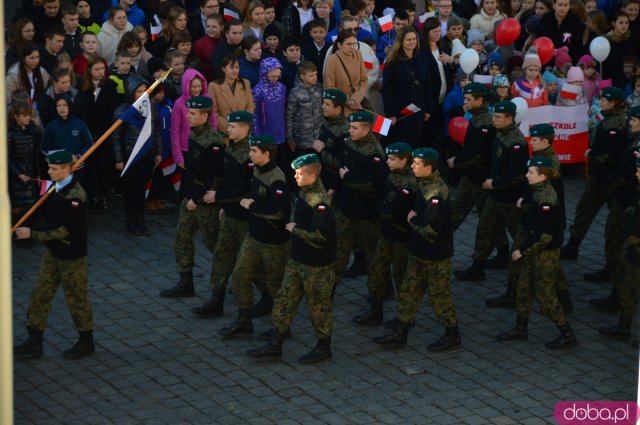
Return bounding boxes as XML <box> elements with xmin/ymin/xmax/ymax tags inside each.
<box><xmin>511</xmin><ymin>97</ymin><xmax>528</xmax><ymax>124</ymax></box>
<box><xmin>459</xmin><ymin>48</ymin><xmax>480</xmax><ymax>74</ymax></box>
<box><xmin>590</xmin><ymin>36</ymin><xmax>611</xmax><ymax>62</ymax></box>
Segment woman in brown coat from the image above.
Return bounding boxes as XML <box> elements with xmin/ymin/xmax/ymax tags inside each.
<box><xmin>323</xmin><ymin>30</ymin><xmax>369</xmax><ymax>115</ymax></box>
<box><xmin>208</xmin><ymin>53</ymin><xmax>255</xmax><ymax>140</ymax></box>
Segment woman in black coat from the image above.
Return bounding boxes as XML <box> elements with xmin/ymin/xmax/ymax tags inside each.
<box><xmin>534</xmin><ymin>0</ymin><xmax>586</xmax><ymax>62</ymax></box>
<box><xmin>382</xmin><ymin>26</ymin><xmax>433</xmax><ymax>149</ymax></box>
<box><xmin>602</xmin><ymin>11</ymin><xmax>634</xmax><ymax>90</ymax></box>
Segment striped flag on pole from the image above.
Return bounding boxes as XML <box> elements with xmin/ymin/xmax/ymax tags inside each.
<box><xmin>223</xmin><ymin>8</ymin><xmax>239</xmax><ymax>20</ymax></box>
<box><xmin>120</xmin><ymin>92</ymin><xmax>153</xmax><ymax>176</ymax></box>
<box><xmin>400</xmin><ymin>103</ymin><xmax>421</xmax><ymax>116</ymax></box>
<box><xmin>39</xmin><ymin>180</ymin><xmax>53</xmax><ymax>196</ymax></box>
<box><xmin>373</xmin><ymin>115</ymin><xmax>392</xmax><ymax>136</ymax></box>
<box><xmin>378</xmin><ymin>14</ymin><xmax>393</xmax><ymax>32</ymax></box>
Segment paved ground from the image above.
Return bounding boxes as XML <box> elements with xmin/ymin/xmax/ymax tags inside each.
<box><xmin>12</xmin><ymin>176</ymin><xmax>638</xmax><ymax>424</ymax></box>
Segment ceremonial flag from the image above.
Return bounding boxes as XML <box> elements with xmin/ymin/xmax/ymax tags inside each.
<box><xmin>121</xmin><ymin>92</ymin><xmax>153</xmax><ymax>176</ymax></box>
<box><xmin>223</xmin><ymin>8</ymin><xmax>239</xmax><ymax>20</ymax></box>
<box><xmin>373</xmin><ymin>115</ymin><xmax>392</xmax><ymax>136</ymax></box>
<box><xmin>39</xmin><ymin>180</ymin><xmax>53</xmax><ymax>196</ymax></box>
<box><xmin>378</xmin><ymin>14</ymin><xmax>393</xmax><ymax>32</ymax></box>
<box><xmin>400</xmin><ymin>103</ymin><xmax>421</xmax><ymax>116</ymax></box>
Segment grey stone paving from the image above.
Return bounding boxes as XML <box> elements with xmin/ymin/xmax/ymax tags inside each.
<box><xmin>12</xmin><ymin>177</ymin><xmax>638</xmax><ymax>424</ymax></box>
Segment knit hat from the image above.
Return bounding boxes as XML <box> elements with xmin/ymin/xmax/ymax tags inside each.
<box><xmin>566</xmin><ymin>66</ymin><xmax>584</xmax><ymax>83</ymax></box>
<box><xmin>554</xmin><ymin>46</ymin><xmax>572</xmax><ymax>70</ymax></box>
<box><xmin>507</xmin><ymin>54</ymin><xmax>523</xmax><ymax>72</ymax></box>
<box><xmin>522</xmin><ymin>47</ymin><xmax>541</xmax><ymax>70</ymax></box>
<box><xmin>413</xmin><ymin>147</ymin><xmax>439</xmax><ymax>160</ymax></box>
<box><xmin>291</xmin><ymin>153</ymin><xmax>319</xmax><ymax>169</ymax></box>
<box><xmin>487</xmin><ymin>51</ymin><xmax>505</xmax><ymax>70</ymax></box>
<box><xmin>492</xmin><ymin>74</ymin><xmax>510</xmax><ymax>88</ymax></box>
<box><xmin>451</xmin><ymin>39</ymin><xmax>466</xmax><ymax>58</ymax></box>
<box><xmin>543</xmin><ymin>69</ymin><xmax>558</xmax><ymax>85</ymax></box>
<box><xmin>578</xmin><ymin>54</ymin><xmax>596</xmax><ymax>68</ymax></box>
<box><xmin>385</xmin><ymin>142</ymin><xmax>413</xmax><ymax>155</ymax></box>
<box><xmin>264</xmin><ymin>23</ymin><xmax>281</xmax><ymax>40</ymax></box>
<box><xmin>466</xmin><ymin>29</ymin><xmax>484</xmax><ymax>46</ymax></box>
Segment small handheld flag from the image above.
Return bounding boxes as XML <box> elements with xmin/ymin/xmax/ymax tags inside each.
<box><xmin>373</xmin><ymin>115</ymin><xmax>392</xmax><ymax>136</ymax></box>
<box><xmin>223</xmin><ymin>8</ymin><xmax>240</xmax><ymax>20</ymax></box>
<box><xmin>378</xmin><ymin>14</ymin><xmax>393</xmax><ymax>33</ymax></box>
<box><xmin>39</xmin><ymin>180</ymin><xmax>53</xmax><ymax>196</ymax></box>
<box><xmin>400</xmin><ymin>103</ymin><xmax>421</xmax><ymax>116</ymax></box>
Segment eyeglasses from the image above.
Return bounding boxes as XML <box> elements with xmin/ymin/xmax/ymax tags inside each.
<box><xmin>204</xmin><ymin>3</ymin><xmax>220</xmax><ymax>8</ymax></box>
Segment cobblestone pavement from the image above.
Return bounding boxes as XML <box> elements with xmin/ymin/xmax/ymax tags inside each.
<box><xmin>12</xmin><ymin>176</ymin><xmax>638</xmax><ymax>424</ymax></box>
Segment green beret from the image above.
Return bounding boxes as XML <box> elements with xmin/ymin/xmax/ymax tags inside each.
<box><xmin>462</xmin><ymin>82</ymin><xmax>488</xmax><ymax>96</ymax></box>
<box><xmin>323</xmin><ymin>89</ymin><xmax>347</xmax><ymax>104</ymax></box>
<box><xmin>528</xmin><ymin>157</ymin><xmax>553</xmax><ymax>168</ymax></box>
<box><xmin>348</xmin><ymin>111</ymin><xmax>375</xmax><ymax>124</ymax></box>
<box><xmin>291</xmin><ymin>153</ymin><xmax>320</xmax><ymax>169</ymax></box>
<box><xmin>47</xmin><ymin>150</ymin><xmax>74</xmax><ymax>165</ymax></box>
<box><xmin>227</xmin><ymin>110</ymin><xmax>254</xmax><ymax>123</ymax></box>
<box><xmin>493</xmin><ymin>101</ymin><xmax>516</xmax><ymax>114</ymax></box>
<box><xmin>600</xmin><ymin>86</ymin><xmax>624</xmax><ymax>101</ymax></box>
<box><xmin>413</xmin><ymin>147</ymin><xmax>439</xmax><ymax>160</ymax></box>
<box><xmin>629</xmin><ymin>105</ymin><xmax>640</xmax><ymax>118</ymax></box>
<box><xmin>529</xmin><ymin>123</ymin><xmax>555</xmax><ymax>138</ymax></box>
<box><xmin>186</xmin><ymin>96</ymin><xmax>213</xmax><ymax>109</ymax></box>
<box><xmin>248</xmin><ymin>134</ymin><xmax>276</xmax><ymax>147</ymax></box>
<box><xmin>385</xmin><ymin>142</ymin><xmax>413</xmax><ymax>155</ymax></box>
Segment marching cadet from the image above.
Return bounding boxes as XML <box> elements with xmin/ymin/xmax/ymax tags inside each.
<box><xmin>159</xmin><ymin>96</ymin><xmax>225</xmax><ymax>298</ymax></box>
<box><xmin>352</xmin><ymin>142</ymin><xmax>417</xmax><ymax>326</ymax></box>
<box><xmin>561</xmin><ymin>87</ymin><xmax>628</xmax><ymax>284</ymax></box>
<box><xmin>14</xmin><ymin>151</ymin><xmax>95</xmax><ymax>360</ymax></box>
<box><xmin>454</xmin><ymin>101</ymin><xmax>529</xmax><ymax>284</ymax></box>
<box><xmin>497</xmin><ymin>157</ymin><xmax>577</xmax><ymax>350</ymax></box>
<box><xmin>599</xmin><ymin>156</ymin><xmax>640</xmax><ymax>342</ymax></box>
<box><xmin>218</xmin><ymin>134</ymin><xmax>291</xmax><ymax>338</ymax></box>
<box><xmin>374</xmin><ymin>148</ymin><xmax>462</xmax><ymax>352</ymax></box>
<box><xmin>190</xmin><ymin>111</ymin><xmax>254</xmax><ymax>317</ymax></box>
<box><xmin>332</xmin><ymin>111</ymin><xmax>388</xmax><ymax>292</ymax></box>
<box><xmin>247</xmin><ymin>154</ymin><xmax>337</xmax><ymax>364</ymax></box>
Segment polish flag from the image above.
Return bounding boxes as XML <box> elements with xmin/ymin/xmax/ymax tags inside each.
<box><xmin>559</xmin><ymin>83</ymin><xmax>582</xmax><ymax>100</ymax></box>
<box><xmin>473</xmin><ymin>74</ymin><xmax>493</xmax><ymax>88</ymax></box>
<box><xmin>363</xmin><ymin>57</ymin><xmax>374</xmax><ymax>70</ymax></box>
<box><xmin>170</xmin><ymin>171</ymin><xmax>182</xmax><ymax>191</ymax></box>
<box><xmin>39</xmin><ymin>180</ymin><xmax>53</xmax><ymax>196</ymax></box>
<box><xmin>159</xmin><ymin>158</ymin><xmax>176</xmax><ymax>176</ymax></box>
<box><xmin>373</xmin><ymin>115</ymin><xmax>392</xmax><ymax>136</ymax></box>
<box><xmin>150</xmin><ymin>25</ymin><xmax>161</xmax><ymax>42</ymax></box>
<box><xmin>594</xmin><ymin>111</ymin><xmax>604</xmax><ymax>123</ymax></box>
<box><xmin>145</xmin><ymin>179</ymin><xmax>152</xmax><ymax>199</ymax></box>
<box><xmin>400</xmin><ymin>103</ymin><xmax>421</xmax><ymax>116</ymax></box>
<box><xmin>378</xmin><ymin>14</ymin><xmax>393</xmax><ymax>33</ymax></box>
<box><xmin>223</xmin><ymin>8</ymin><xmax>240</xmax><ymax>20</ymax></box>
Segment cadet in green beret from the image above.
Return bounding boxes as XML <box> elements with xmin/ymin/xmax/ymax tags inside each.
<box><xmin>374</xmin><ymin>147</ymin><xmax>462</xmax><ymax>352</ymax></box>
<box><xmin>455</xmin><ymin>100</ymin><xmax>529</xmax><ymax>282</ymax></box>
<box><xmin>353</xmin><ymin>142</ymin><xmax>418</xmax><ymax>327</ymax></box>
<box><xmin>498</xmin><ymin>157</ymin><xmax>577</xmax><ymax>350</ymax></box>
<box><xmin>561</xmin><ymin>85</ymin><xmax>629</xmax><ymax>284</ymax></box>
<box><xmin>219</xmin><ymin>134</ymin><xmax>292</xmax><ymax>338</ymax></box>
<box><xmin>190</xmin><ymin>111</ymin><xmax>255</xmax><ymax>317</ymax></box>
<box><xmin>248</xmin><ymin>154</ymin><xmax>338</xmax><ymax>364</ymax></box>
<box><xmin>331</xmin><ymin>111</ymin><xmax>388</xmax><ymax>292</ymax></box>
<box><xmin>159</xmin><ymin>96</ymin><xmax>226</xmax><ymax>300</ymax></box>
<box><xmin>14</xmin><ymin>151</ymin><xmax>95</xmax><ymax>360</ymax></box>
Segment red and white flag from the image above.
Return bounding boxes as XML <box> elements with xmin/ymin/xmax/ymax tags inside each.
<box><xmin>400</xmin><ymin>103</ymin><xmax>421</xmax><ymax>116</ymax></box>
<box><xmin>170</xmin><ymin>171</ymin><xmax>182</xmax><ymax>191</ymax></box>
<box><xmin>373</xmin><ymin>115</ymin><xmax>392</xmax><ymax>136</ymax></box>
<box><xmin>559</xmin><ymin>83</ymin><xmax>582</xmax><ymax>100</ymax></box>
<box><xmin>378</xmin><ymin>14</ymin><xmax>393</xmax><ymax>33</ymax></box>
<box><xmin>150</xmin><ymin>25</ymin><xmax>161</xmax><ymax>42</ymax></box>
<box><xmin>223</xmin><ymin>8</ymin><xmax>240</xmax><ymax>20</ymax></box>
<box><xmin>363</xmin><ymin>57</ymin><xmax>374</xmax><ymax>70</ymax></box>
<box><xmin>159</xmin><ymin>157</ymin><xmax>176</xmax><ymax>176</ymax></box>
<box><xmin>145</xmin><ymin>179</ymin><xmax>152</xmax><ymax>199</ymax></box>
<box><xmin>473</xmin><ymin>74</ymin><xmax>493</xmax><ymax>87</ymax></box>
<box><xmin>39</xmin><ymin>180</ymin><xmax>53</xmax><ymax>196</ymax></box>
<box><xmin>594</xmin><ymin>111</ymin><xmax>604</xmax><ymax>123</ymax></box>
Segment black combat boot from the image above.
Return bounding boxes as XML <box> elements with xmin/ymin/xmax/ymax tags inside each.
<box><xmin>191</xmin><ymin>289</ymin><xmax>225</xmax><ymax>317</ymax></box>
<box><xmin>428</xmin><ymin>325</ymin><xmax>462</xmax><ymax>352</ymax></box>
<box><xmin>545</xmin><ymin>323</ymin><xmax>577</xmax><ymax>349</ymax></box>
<box><xmin>136</xmin><ymin>211</ymin><xmax>149</xmax><ymax>235</ymax></box>
<box><xmin>486</xmin><ymin>246</ymin><xmax>509</xmax><ymax>270</ymax></box>
<box><xmin>14</xmin><ymin>327</ymin><xmax>43</xmax><ymax>359</ymax></box>
<box><xmin>126</xmin><ymin>212</ymin><xmax>141</xmax><ymax>236</ymax></box>
<box><xmin>584</xmin><ymin>262</ymin><xmax>616</xmax><ymax>282</ymax></box>
<box><xmin>497</xmin><ymin>316</ymin><xmax>529</xmax><ymax>341</ymax></box>
<box><xmin>557</xmin><ymin>289</ymin><xmax>573</xmax><ymax>315</ymax></box>
<box><xmin>373</xmin><ymin>322</ymin><xmax>410</xmax><ymax>347</ymax></box>
<box><xmin>599</xmin><ymin>314</ymin><xmax>632</xmax><ymax>340</ymax></box>
<box><xmin>453</xmin><ymin>260</ymin><xmax>486</xmax><ymax>281</ymax></box>
<box><xmin>485</xmin><ymin>279</ymin><xmax>517</xmax><ymax>308</ymax></box>
<box><xmin>257</xmin><ymin>327</ymin><xmax>291</xmax><ymax>342</ymax></box>
<box><xmin>247</xmin><ymin>330</ymin><xmax>285</xmax><ymax>360</ymax></box>
<box><xmin>383</xmin><ymin>316</ymin><xmax>415</xmax><ymax>330</ymax></box>
<box><xmin>560</xmin><ymin>238</ymin><xmax>580</xmax><ymax>260</ymax></box>
<box><xmin>63</xmin><ymin>331</ymin><xmax>96</xmax><ymax>360</ymax></box>
<box><xmin>159</xmin><ymin>272</ymin><xmax>195</xmax><ymax>298</ymax></box>
<box><xmin>218</xmin><ymin>309</ymin><xmax>253</xmax><ymax>338</ymax></box>
<box><xmin>352</xmin><ymin>301</ymin><xmax>383</xmax><ymax>325</ymax></box>
<box><xmin>343</xmin><ymin>251</ymin><xmax>367</xmax><ymax>278</ymax></box>
<box><xmin>298</xmin><ymin>338</ymin><xmax>332</xmax><ymax>364</ymax></box>
<box><xmin>589</xmin><ymin>286</ymin><xmax>620</xmax><ymax>313</ymax></box>
<box><xmin>251</xmin><ymin>290</ymin><xmax>273</xmax><ymax>317</ymax></box>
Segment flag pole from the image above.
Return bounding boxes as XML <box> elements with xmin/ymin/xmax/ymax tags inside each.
<box><xmin>11</xmin><ymin>69</ymin><xmax>172</xmax><ymax>232</ymax></box>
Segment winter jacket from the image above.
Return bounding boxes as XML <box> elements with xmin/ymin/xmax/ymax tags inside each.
<box><xmin>470</xmin><ymin>9</ymin><xmax>507</xmax><ymax>37</ymax></box>
<box><xmin>324</xmin><ymin>48</ymin><xmax>369</xmax><ymax>115</ymax></box>
<box><xmin>73</xmin><ymin>53</ymin><xmax>109</xmax><ymax>80</ymax></box>
<box><xmin>212</xmin><ymin>40</ymin><xmax>242</xmax><ymax>80</ymax></box>
<box><xmin>194</xmin><ymin>35</ymin><xmax>220</xmax><ymax>82</ymax></box>
<box><xmin>442</xmin><ymin>82</ymin><xmax>465</xmax><ymax>137</ymax></box>
<box><xmin>102</xmin><ymin>0</ymin><xmax>146</xmax><ymax>27</ymax></box>
<box><xmin>75</xmin><ymin>78</ymin><xmax>120</xmax><ymax>140</ymax></box>
<box><xmin>8</xmin><ymin>121</ymin><xmax>44</xmax><ymax>209</ymax></box>
<box><xmin>42</xmin><ymin>116</ymin><xmax>93</xmax><ymax>163</ymax></box>
<box><xmin>534</xmin><ymin>11</ymin><xmax>586</xmax><ymax>62</ymax></box>
<box><xmin>38</xmin><ymin>85</ymin><xmax>79</xmax><ymax>128</ymax></box>
<box><xmin>209</xmin><ymin>78</ymin><xmax>255</xmax><ymax>138</ymax></box>
<box><xmin>322</xmin><ymin>41</ymin><xmax>379</xmax><ymax>92</ymax></box>
<box><xmin>301</xmin><ymin>41</ymin><xmax>330</xmax><ymax>84</ymax></box>
<box><xmin>5</xmin><ymin>63</ymin><xmax>50</xmax><ymax>107</ymax></box>
<box><xmin>97</xmin><ymin>19</ymin><xmax>134</xmax><ymax>65</ymax></box>
<box><xmin>286</xmin><ymin>76</ymin><xmax>323</xmax><ymax>149</ymax></box>
<box><xmin>63</xmin><ymin>31</ymin><xmax>82</xmax><ymax>58</ymax></box>
<box><xmin>602</xmin><ymin>31</ymin><xmax>634</xmax><ymax>89</ymax></box>
<box><xmin>171</xmin><ymin>68</ymin><xmax>216</xmax><ymax>166</ymax></box>
<box><xmin>510</xmin><ymin>77</ymin><xmax>549</xmax><ymax>107</ymax></box>
<box><xmin>239</xmin><ymin>55</ymin><xmax>261</xmax><ymax>88</ymax></box>
<box><xmin>153</xmin><ymin>97</ymin><xmax>174</xmax><ymax>161</ymax></box>
<box><xmin>253</xmin><ymin>58</ymin><xmax>287</xmax><ymax>144</ymax></box>
<box><xmin>78</xmin><ymin>17</ymin><xmax>101</xmax><ymax>34</ymax></box>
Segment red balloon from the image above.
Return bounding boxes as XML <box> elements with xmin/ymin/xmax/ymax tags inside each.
<box><xmin>448</xmin><ymin>117</ymin><xmax>470</xmax><ymax>145</ymax></box>
<box><xmin>496</xmin><ymin>18</ymin><xmax>521</xmax><ymax>46</ymax></box>
<box><xmin>532</xmin><ymin>37</ymin><xmax>555</xmax><ymax>65</ymax></box>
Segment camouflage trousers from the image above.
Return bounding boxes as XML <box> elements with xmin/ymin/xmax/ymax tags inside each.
<box><xmin>396</xmin><ymin>255</ymin><xmax>458</xmax><ymax>327</ymax></box>
<box><xmin>175</xmin><ymin>199</ymin><xmax>220</xmax><ymax>273</ymax></box>
<box><xmin>604</xmin><ymin>203</ymin><xmax>634</xmax><ymax>264</ymax></box>
<box><xmin>617</xmin><ymin>243</ymin><xmax>640</xmax><ymax>317</ymax></box>
<box><xmin>231</xmin><ymin>235</ymin><xmax>289</xmax><ymax>310</ymax></box>
<box><xmin>366</xmin><ymin>236</ymin><xmax>408</xmax><ymax>302</ymax></box>
<box><xmin>472</xmin><ymin>198</ymin><xmax>522</xmax><ymax>261</ymax></box>
<box><xmin>334</xmin><ymin>212</ymin><xmax>380</xmax><ymax>286</ymax></box>
<box><xmin>271</xmin><ymin>259</ymin><xmax>335</xmax><ymax>339</ymax></box>
<box><xmin>27</xmin><ymin>252</ymin><xmax>94</xmax><ymax>332</ymax></box>
<box><xmin>516</xmin><ymin>248</ymin><xmax>566</xmax><ymax>325</ymax></box>
<box><xmin>209</xmin><ymin>215</ymin><xmax>248</xmax><ymax>292</ymax></box>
